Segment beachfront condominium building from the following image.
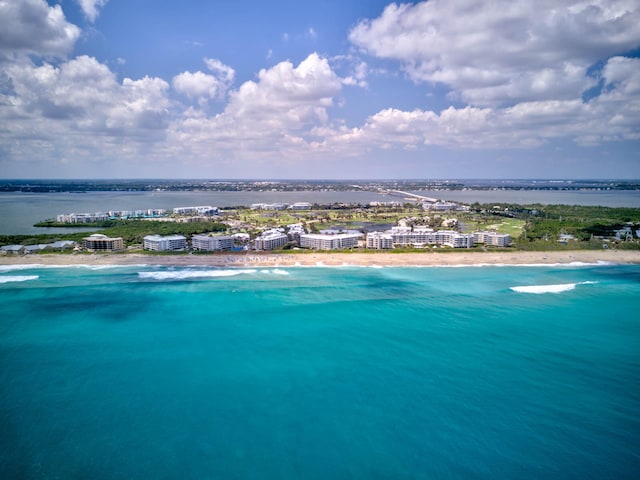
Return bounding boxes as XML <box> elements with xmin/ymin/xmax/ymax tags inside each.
<box><xmin>82</xmin><ymin>234</ymin><xmax>125</xmax><ymax>251</ymax></box>
<box><xmin>57</xmin><ymin>213</ymin><xmax>110</xmax><ymax>223</ymax></box>
<box><xmin>192</xmin><ymin>233</ymin><xmax>235</xmax><ymax>251</ymax></box>
<box><xmin>172</xmin><ymin>206</ymin><xmax>219</xmax><ymax>216</ymax></box>
<box><xmin>290</xmin><ymin>202</ymin><xmax>312</xmax><ymax>210</ymax></box>
<box><xmin>143</xmin><ymin>234</ymin><xmax>187</xmax><ymax>252</ymax></box>
<box><xmin>299</xmin><ymin>233</ymin><xmax>363</xmax><ymax>250</ymax></box>
<box><xmin>250</xmin><ymin>203</ymin><xmax>288</xmax><ymax>211</ymax></box>
<box><xmin>254</xmin><ymin>231</ymin><xmax>289</xmax><ymax>251</ymax></box>
<box><xmin>366</xmin><ymin>232</ymin><xmax>394</xmax><ymax>249</ymax></box>
<box><xmin>382</xmin><ymin>227</ymin><xmax>475</xmax><ymax>248</ymax></box>
<box><xmin>474</xmin><ymin>231</ymin><xmax>511</xmax><ymax>247</ymax></box>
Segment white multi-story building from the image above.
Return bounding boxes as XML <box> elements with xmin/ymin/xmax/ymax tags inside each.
<box><xmin>423</xmin><ymin>201</ymin><xmax>459</xmax><ymax>211</ymax></box>
<box><xmin>290</xmin><ymin>202</ymin><xmax>312</xmax><ymax>210</ymax></box>
<box><xmin>389</xmin><ymin>226</ymin><xmax>435</xmax><ymax>246</ymax></box>
<box><xmin>474</xmin><ymin>231</ymin><xmax>511</xmax><ymax>247</ymax></box>
<box><xmin>254</xmin><ymin>230</ymin><xmax>289</xmax><ymax>250</ymax></box>
<box><xmin>191</xmin><ymin>234</ymin><xmax>234</xmax><ymax>251</ymax></box>
<box><xmin>300</xmin><ymin>233</ymin><xmax>363</xmax><ymax>250</ymax></box>
<box><xmin>380</xmin><ymin>227</ymin><xmax>475</xmax><ymax>248</ymax></box>
<box><xmin>366</xmin><ymin>232</ymin><xmax>394</xmax><ymax>249</ymax></box>
<box><xmin>287</xmin><ymin>223</ymin><xmax>306</xmax><ymax>241</ymax></box>
<box><xmin>444</xmin><ymin>232</ymin><xmax>475</xmax><ymax>248</ymax></box>
<box><xmin>143</xmin><ymin>234</ymin><xmax>187</xmax><ymax>251</ymax></box>
<box><xmin>250</xmin><ymin>203</ymin><xmax>289</xmax><ymax>211</ymax></box>
<box><xmin>172</xmin><ymin>206</ymin><xmax>219</xmax><ymax>216</ymax></box>
<box><xmin>57</xmin><ymin>213</ymin><xmax>110</xmax><ymax>223</ymax></box>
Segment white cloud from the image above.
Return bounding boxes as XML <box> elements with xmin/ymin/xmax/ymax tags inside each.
<box><xmin>2</xmin><ymin>55</ymin><xmax>170</xmax><ymax>150</ymax></box>
<box><xmin>341</xmin><ymin>60</ymin><xmax>368</xmax><ymax>88</ymax></box>
<box><xmin>75</xmin><ymin>0</ymin><xmax>109</xmax><ymax>23</ymax></box>
<box><xmin>204</xmin><ymin>58</ymin><xmax>235</xmax><ymax>83</ymax></box>
<box><xmin>349</xmin><ymin>0</ymin><xmax>640</xmax><ymax>106</ymax></box>
<box><xmin>172</xmin><ymin>58</ymin><xmax>235</xmax><ymax>104</ymax></box>
<box><xmin>169</xmin><ymin>53</ymin><xmax>343</xmax><ymax>163</ymax></box>
<box><xmin>1</xmin><ymin>1</ymin><xmax>637</xmax><ymax>177</ymax></box>
<box><xmin>0</xmin><ymin>0</ymin><xmax>80</xmax><ymax>58</ymax></box>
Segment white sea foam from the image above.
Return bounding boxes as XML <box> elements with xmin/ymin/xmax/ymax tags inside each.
<box><xmin>138</xmin><ymin>269</ymin><xmax>257</xmax><ymax>280</ymax></box>
<box><xmin>0</xmin><ymin>264</ymin><xmax>44</xmax><ymax>272</ymax></box>
<box><xmin>401</xmin><ymin>261</ymin><xmax>618</xmax><ymax>269</ymax></box>
<box><xmin>0</xmin><ymin>275</ymin><xmax>39</xmax><ymax>284</ymax></box>
<box><xmin>510</xmin><ymin>281</ymin><xmax>597</xmax><ymax>294</ymax></box>
<box><xmin>73</xmin><ymin>264</ymin><xmax>149</xmax><ymax>270</ymax></box>
<box><xmin>259</xmin><ymin>269</ymin><xmax>289</xmax><ymax>275</ymax></box>
<box><xmin>271</xmin><ymin>269</ymin><xmax>289</xmax><ymax>275</ymax></box>
<box><xmin>0</xmin><ymin>263</ymin><xmax>147</xmax><ymax>272</ymax></box>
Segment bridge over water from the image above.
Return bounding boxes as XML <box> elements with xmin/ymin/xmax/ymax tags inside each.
<box><xmin>384</xmin><ymin>190</ymin><xmax>438</xmax><ymax>203</ymax></box>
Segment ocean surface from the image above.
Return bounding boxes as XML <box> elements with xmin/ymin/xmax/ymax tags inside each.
<box><xmin>1</xmin><ymin>263</ymin><xmax>639</xmax><ymax>479</ymax></box>
<box><xmin>1</xmin><ymin>189</ymin><xmax>640</xmax><ymax>234</ymax></box>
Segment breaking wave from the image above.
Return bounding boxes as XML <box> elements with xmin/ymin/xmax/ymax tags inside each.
<box><xmin>0</xmin><ymin>275</ymin><xmax>39</xmax><ymax>284</ymax></box>
<box><xmin>510</xmin><ymin>281</ymin><xmax>597</xmax><ymax>294</ymax></box>
<box><xmin>138</xmin><ymin>269</ymin><xmax>258</xmax><ymax>280</ymax></box>
<box><xmin>260</xmin><ymin>269</ymin><xmax>289</xmax><ymax>275</ymax></box>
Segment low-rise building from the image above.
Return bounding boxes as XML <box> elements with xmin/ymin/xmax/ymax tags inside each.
<box><xmin>1</xmin><ymin>245</ymin><xmax>25</xmax><ymax>255</ymax></box>
<box><xmin>24</xmin><ymin>244</ymin><xmax>50</xmax><ymax>254</ymax></box>
<box><xmin>82</xmin><ymin>234</ymin><xmax>125</xmax><ymax>251</ymax></box>
<box><xmin>143</xmin><ymin>234</ymin><xmax>187</xmax><ymax>252</ymax></box>
<box><xmin>192</xmin><ymin>233</ymin><xmax>234</xmax><ymax>251</ymax></box>
<box><xmin>50</xmin><ymin>240</ymin><xmax>76</xmax><ymax>250</ymax></box>
<box><xmin>300</xmin><ymin>232</ymin><xmax>363</xmax><ymax>250</ymax></box>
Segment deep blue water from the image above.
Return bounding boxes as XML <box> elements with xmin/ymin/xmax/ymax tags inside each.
<box><xmin>1</xmin><ymin>264</ymin><xmax>639</xmax><ymax>479</ymax></box>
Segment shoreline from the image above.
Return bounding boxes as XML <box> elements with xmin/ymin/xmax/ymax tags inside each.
<box><xmin>1</xmin><ymin>250</ymin><xmax>639</xmax><ymax>267</ymax></box>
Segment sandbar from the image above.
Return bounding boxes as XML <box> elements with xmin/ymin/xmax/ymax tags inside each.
<box><xmin>1</xmin><ymin>249</ymin><xmax>639</xmax><ymax>267</ymax></box>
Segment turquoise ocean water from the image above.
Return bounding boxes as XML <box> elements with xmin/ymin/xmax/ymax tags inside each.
<box><xmin>1</xmin><ymin>263</ymin><xmax>639</xmax><ymax>479</ymax></box>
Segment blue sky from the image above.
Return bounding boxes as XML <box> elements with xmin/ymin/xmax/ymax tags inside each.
<box><xmin>1</xmin><ymin>0</ymin><xmax>639</xmax><ymax>179</ymax></box>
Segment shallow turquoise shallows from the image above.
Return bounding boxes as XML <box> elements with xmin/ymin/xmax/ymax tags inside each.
<box><xmin>1</xmin><ymin>263</ymin><xmax>639</xmax><ymax>479</ymax></box>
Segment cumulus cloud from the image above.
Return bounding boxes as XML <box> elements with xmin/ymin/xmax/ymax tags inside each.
<box><xmin>349</xmin><ymin>0</ymin><xmax>640</xmax><ymax>106</ymax></box>
<box><xmin>3</xmin><ymin>55</ymin><xmax>169</xmax><ymax>140</ymax></box>
<box><xmin>172</xmin><ymin>58</ymin><xmax>235</xmax><ymax>104</ymax></box>
<box><xmin>169</xmin><ymin>53</ymin><xmax>343</xmax><ymax>162</ymax></box>
<box><xmin>317</xmin><ymin>68</ymin><xmax>640</xmax><ymax>154</ymax></box>
<box><xmin>341</xmin><ymin>60</ymin><xmax>368</xmax><ymax>88</ymax></box>
<box><xmin>1</xmin><ymin>0</ymin><xmax>638</xmax><ymax>177</ymax></box>
<box><xmin>0</xmin><ymin>0</ymin><xmax>80</xmax><ymax>58</ymax></box>
<box><xmin>75</xmin><ymin>0</ymin><xmax>109</xmax><ymax>23</ymax></box>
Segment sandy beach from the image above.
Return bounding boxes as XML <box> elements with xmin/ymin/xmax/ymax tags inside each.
<box><xmin>1</xmin><ymin>249</ymin><xmax>639</xmax><ymax>267</ymax></box>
